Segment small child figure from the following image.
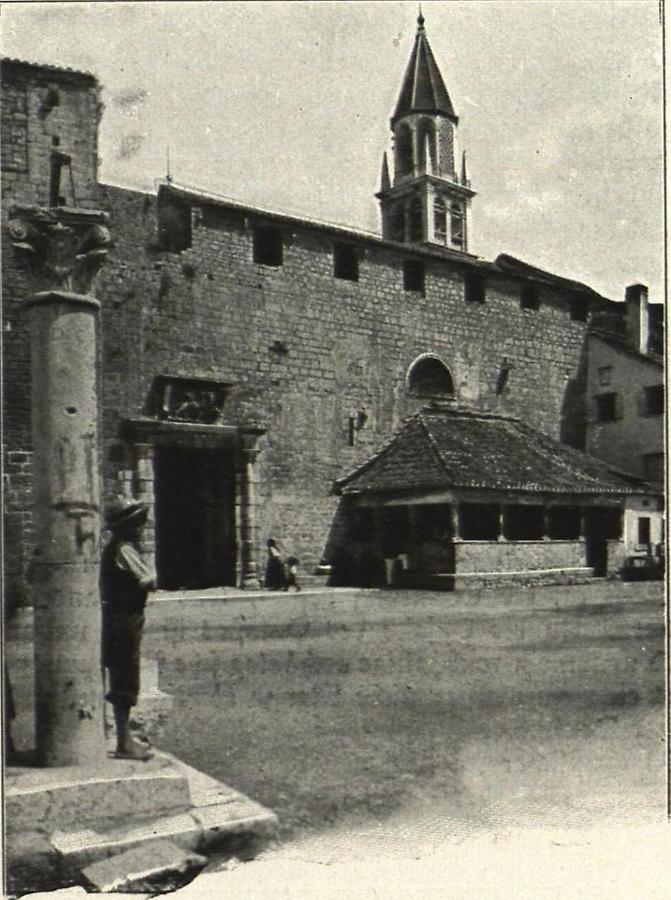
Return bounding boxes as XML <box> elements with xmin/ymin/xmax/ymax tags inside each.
<box><xmin>284</xmin><ymin>556</ymin><xmax>301</xmax><ymax>591</ymax></box>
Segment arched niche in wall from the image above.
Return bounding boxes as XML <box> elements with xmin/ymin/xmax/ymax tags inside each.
<box><xmin>406</xmin><ymin>354</ymin><xmax>455</xmax><ymax>398</ymax></box>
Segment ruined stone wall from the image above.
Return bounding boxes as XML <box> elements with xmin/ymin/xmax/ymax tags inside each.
<box><xmin>94</xmin><ymin>185</ymin><xmax>591</xmax><ymax>573</ymax></box>
<box><xmin>2</xmin><ymin>62</ymin><xmax>100</xmax><ymax>605</ymax></box>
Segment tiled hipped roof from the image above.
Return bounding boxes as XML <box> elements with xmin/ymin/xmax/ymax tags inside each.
<box><xmin>335</xmin><ymin>409</ymin><xmax>648</xmax><ymax>497</ymax></box>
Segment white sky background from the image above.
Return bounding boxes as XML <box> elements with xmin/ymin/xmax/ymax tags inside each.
<box><xmin>1</xmin><ymin>0</ymin><xmax>664</xmax><ymax>301</ymax></box>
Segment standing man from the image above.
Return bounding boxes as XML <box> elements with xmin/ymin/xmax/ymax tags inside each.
<box><xmin>101</xmin><ymin>497</ymin><xmax>156</xmax><ymax>760</ymax></box>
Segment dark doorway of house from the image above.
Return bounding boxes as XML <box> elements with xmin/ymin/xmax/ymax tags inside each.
<box><xmin>584</xmin><ymin>508</ymin><xmax>622</xmax><ymax>577</ymax></box>
<box><xmin>154</xmin><ymin>446</ymin><xmax>236</xmax><ymax>589</ymax></box>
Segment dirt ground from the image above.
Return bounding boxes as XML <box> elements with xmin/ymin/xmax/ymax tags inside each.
<box><xmin>144</xmin><ymin>584</ymin><xmax>666</xmax><ymax>844</ymax></box>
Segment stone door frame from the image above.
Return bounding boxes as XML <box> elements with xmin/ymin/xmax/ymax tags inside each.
<box><xmin>119</xmin><ymin>418</ymin><xmax>264</xmax><ymax>588</ymax></box>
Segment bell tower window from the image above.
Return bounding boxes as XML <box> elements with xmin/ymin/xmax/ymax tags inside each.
<box><xmin>450</xmin><ymin>202</ymin><xmax>464</xmax><ymax>250</ymax></box>
<box><xmin>433</xmin><ymin>197</ymin><xmax>447</xmax><ymax>244</ymax></box>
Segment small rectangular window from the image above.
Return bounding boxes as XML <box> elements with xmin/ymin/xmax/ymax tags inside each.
<box><xmin>594</xmin><ymin>392</ymin><xmax>621</xmax><ymax>422</ymax></box>
<box><xmin>520</xmin><ymin>283</ymin><xmax>540</xmax><ymax>310</ymax></box>
<box><xmin>570</xmin><ymin>296</ymin><xmax>588</xmax><ymax>322</ymax></box>
<box><xmin>403</xmin><ymin>260</ymin><xmax>425</xmax><ymax>295</ymax></box>
<box><xmin>637</xmin><ymin>516</ymin><xmax>651</xmax><ymax>546</ymax></box>
<box><xmin>253</xmin><ymin>223</ymin><xmax>283</xmax><ymax>266</ymax></box>
<box><xmin>598</xmin><ymin>366</ymin><xmax>612</xmax><ymax>386</ymax></box>
<box><xmin>464</xmin><ymin>274</ymin><xmax>486</xmax><ymax>304</ymax></box>
<box><xmin>642</xmin><ymin>384</ymin><xmax>664</xmax><ymax>416</ymax></box>
<box><xmin>334</xmin><ymin>243</ymin><xmax>359</xmax><ymax>282</ymax></box>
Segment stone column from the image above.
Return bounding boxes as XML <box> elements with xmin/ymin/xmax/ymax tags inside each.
<box><xmin>450</xmin><ymin>504</ymin><xmax>460</xmax><ymax>540</ymax></box>
<box><xmin>543</xmin><ymin>507</ymin><xmax>551</xmax><ymax>541</ymax></box>
<box><xmin>497</xmin><ymin>505</ymin><xmax>506</xmax><ymax>542</ymax></box>
<box><xmin>579</xmin><ymin>509</ymin><xmax>586</xmax><ymax>542</ymax></box>
<box><xmin>134</xmin><ymin>443</ymin><xmax>156</xmax><ymax>572</ymax></box>
<box><xmin>9</xmin><ymin>204</ymin><xmax>111</xmax><ymax>766</ymax></box>
<box><xmin>237</xmin><ymin>426</ymin><xmax>265</xmax><ymax>588</ymax></box>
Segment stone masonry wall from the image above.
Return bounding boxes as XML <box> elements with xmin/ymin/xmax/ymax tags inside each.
<box><xmin>94</xmin><ymin>184</ymin><xmax>591</xmax><ymax>576</ymax></box>
<box><xmin>455</xmin><ymin>540</ymin><xmax>586</xmax><ymax>574</ymax></box>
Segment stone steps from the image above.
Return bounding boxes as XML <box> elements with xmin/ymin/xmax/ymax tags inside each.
<box><xmin>6</xmin><ymin>750</ymin><xmax>278</xmax><ymax>896</ymax></box>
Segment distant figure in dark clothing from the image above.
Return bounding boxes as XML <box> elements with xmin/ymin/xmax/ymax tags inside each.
<box><xmin>101</xmin><ymin>497</ymin><xmax>156</xmax><ymax>760</ymax></box>
<box><xmin>284</xmin><ymin>556</ymin><xmax>301</xmax><ymax>592</ymax></box>
<box><xmin>265</xmin><ymin>538</ymin><xmax>286</xmax><ymax>590</ymax></box>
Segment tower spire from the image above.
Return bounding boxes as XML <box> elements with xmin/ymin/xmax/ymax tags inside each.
<box><xmin>376</xmin><ymin>11</ymin><xmax>476</xmax><ymax>252</ymax></box>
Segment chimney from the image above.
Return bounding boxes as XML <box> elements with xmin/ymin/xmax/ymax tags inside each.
<box><xmin>625</xmin><ymin>283</ymin><xmax>649</xmax><ymax>354</ymax></box>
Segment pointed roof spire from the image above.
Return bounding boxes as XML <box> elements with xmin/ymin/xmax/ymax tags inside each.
<box><xmin>380</xmin><ymin>152</ymin><xmax>391</xmax><ymax>191</ymax></box>
<box><xmin>461</xmin><ymin>150</ymin><xmax>469</xmax><ymax>186</ymax></box>
<box><xmin>392</xmin><ymin>12</ymin><xmax>457</xmax><ymax>126</ymax></box>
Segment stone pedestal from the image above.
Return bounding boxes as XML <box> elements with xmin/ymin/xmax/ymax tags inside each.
<box><xmin>6</xmin><ymin>752</ymin><xmax>277</xmax><ymax>895</ymax></box>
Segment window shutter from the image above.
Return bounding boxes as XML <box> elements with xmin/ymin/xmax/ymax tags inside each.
<box><xmin>587</xmin><ymin>397</ymin><xmax>598</xmax><ymax>423</ymax></box>
<box><xmin>614</xmin><ymin>393</ymin><xmax>624</xmax><ymax>419</ymax></box>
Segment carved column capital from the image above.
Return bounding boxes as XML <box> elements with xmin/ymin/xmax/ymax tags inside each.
<box><xmin>238</xmin><ymin>424</ymin><xmax>266</xmax><ymax>463</ymax></box>
<box><xmin>8</xmin><ymin>204</ymin><xmax>111</xmax><ymax>295</ymax></box>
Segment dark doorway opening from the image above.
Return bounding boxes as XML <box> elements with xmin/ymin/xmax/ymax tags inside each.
<box><xmin>154</xmin><ymin>446</ymin><xmax>236</xmax><ymax>589</ymax></box>
<box><xmin>585</xmin><ymin>508</ymin><xmax>621</xmax><ymax>577</ymax></box>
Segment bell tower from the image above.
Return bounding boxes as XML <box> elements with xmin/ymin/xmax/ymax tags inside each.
<box><xmin>377</xmin><ymin>12</ymin><xmax>475</xmax><ymax>252</ymax></box>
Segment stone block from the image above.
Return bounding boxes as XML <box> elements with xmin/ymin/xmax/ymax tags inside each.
<box><xmin>191</xmin><ymin>798</ymin><xmax>278</xmax><ymax>850</ymax></box>
<box><xmin>6</xmin><ymin>758</ymin><xmax>191</xmax><ymax>834</ymax></box>
<box><xmin>51</xmin><ymin>812</ymin><xmax>202</xmax><ymax>867</ymax></box>
<box><xmin>81</xmin><ymin>839</ymin><xmax>206</xmax><ymax>893</ymax></box>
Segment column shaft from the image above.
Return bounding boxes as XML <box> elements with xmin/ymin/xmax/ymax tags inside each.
<box><xmin>29</xmin><ymin>293</ymin><xmax>106</xmax><ymax>766</ymax></box>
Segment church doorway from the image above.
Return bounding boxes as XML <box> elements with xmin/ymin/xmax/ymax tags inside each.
<box><xmin>153</xmin><ymin>446</ymin><xmax>236</xmax><ymax>589</ymax></box>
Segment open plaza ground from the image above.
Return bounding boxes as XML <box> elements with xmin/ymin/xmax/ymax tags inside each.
<box><xmin>145</xmin><ymin>583</ymin><xmax>666</xmax><ymax>844</ymax></box>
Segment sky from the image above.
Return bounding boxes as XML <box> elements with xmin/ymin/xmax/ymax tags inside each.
<box><xmin>1</xmin><ymin>0</ymin><xmax>664</xmax><ymax>300</ymax></box>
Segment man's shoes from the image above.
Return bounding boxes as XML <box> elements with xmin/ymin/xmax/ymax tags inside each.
<box><xmin>113</xmin><ymin>736</ymin><xmax>154</xmax><ymax>761</ymax></box>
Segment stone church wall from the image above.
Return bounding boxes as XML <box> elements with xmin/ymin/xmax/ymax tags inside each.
<box><xmin>94</xmin><ymin>183</ymin><xmax>591</xmax><ymax>576</ymax></box>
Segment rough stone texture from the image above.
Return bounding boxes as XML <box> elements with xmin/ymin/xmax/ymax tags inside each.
<box><xmin>455</xmin><ymin>540</ymin><xmax>586</xmax><ymax>573</ymax></box>
<box><xmin>6</xmin><ymin>760</ymin><xmax>191</xmax><ymax>834</ymax></box>
<box><xmin>94</xmin><ymin>183</ymin><xmax>591</xmax><ymax>580</ymax></box>
<box><xmin>81</xmin><ymin>839</ymin><xmax>205</xmax><ymax>893</ymax></box>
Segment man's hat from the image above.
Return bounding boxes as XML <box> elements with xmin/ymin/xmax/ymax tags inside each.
<box><xmin>105</xmin><ymin>497</ymin><xmax>148</xmax><ymax>531</ymax></box>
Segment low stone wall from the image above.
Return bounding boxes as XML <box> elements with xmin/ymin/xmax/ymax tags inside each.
<box><xmin>455</xmin><ymin>540</ymin><xmax>585</xmax><ymax>574</ymax></box>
